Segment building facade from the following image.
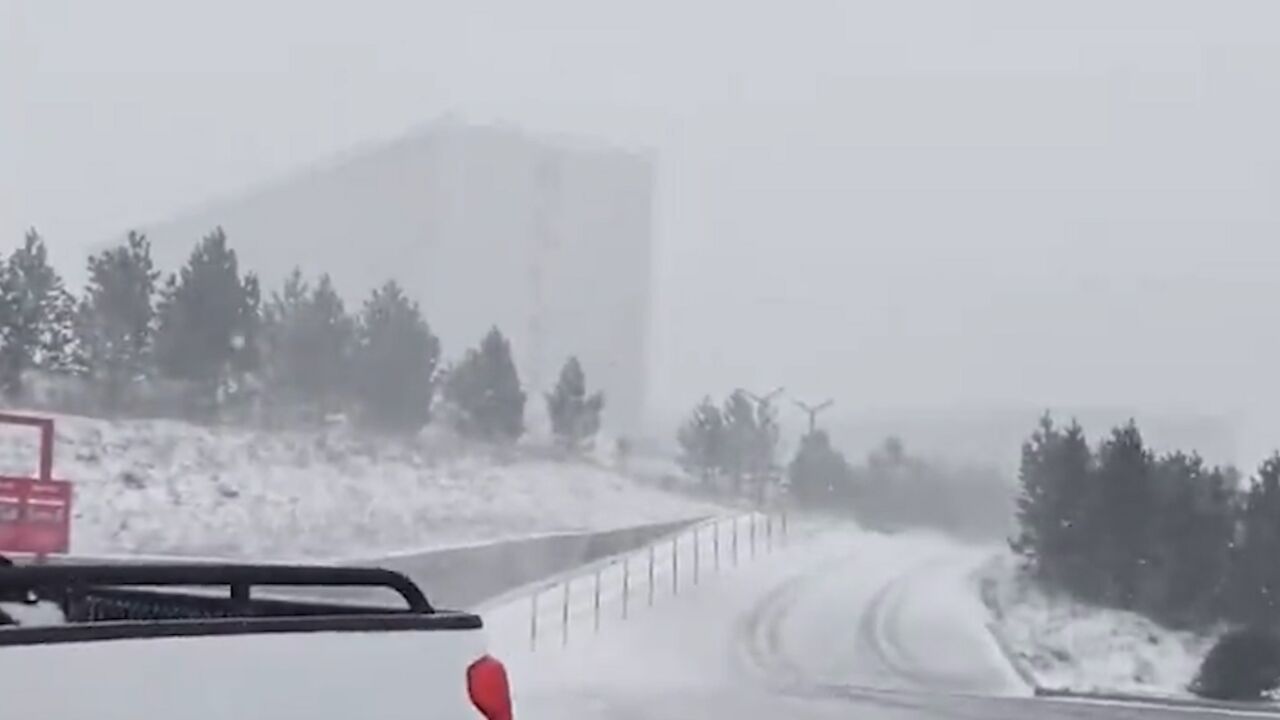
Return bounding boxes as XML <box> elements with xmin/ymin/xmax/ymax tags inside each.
<box><xmin>137</xmin><ymin>121</ymin><xmax>654</xmax><ymax>436</ymax></box>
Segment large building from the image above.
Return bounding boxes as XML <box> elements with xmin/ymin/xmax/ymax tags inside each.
<box><xmin>137</xmin><ymin>121</ymin><xmax>655</xmax><ymax>435</ymax></box>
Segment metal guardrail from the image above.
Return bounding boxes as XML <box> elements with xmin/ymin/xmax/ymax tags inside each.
<box><xmin>507</xmin><ymin>511</ymin><xmax>789</xmax><ymax>651</ymax></box>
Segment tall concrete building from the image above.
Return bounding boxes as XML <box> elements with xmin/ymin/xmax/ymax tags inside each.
<box><xmin>136</xmin><ymin>121</ymin><xmax>654</xmax><ymax>435</ymax></box>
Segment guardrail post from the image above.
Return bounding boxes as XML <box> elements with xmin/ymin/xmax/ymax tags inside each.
<box><xmin>648</xmin><ymin>545</ymin><xmax>656</xmax><ymax>607</ymax></box>
<box><xmin>593</xmin><ymin>568</ymin><xmax>602</xmax><ymax>633</ymax></box>
<box><xmin>622</xmin><ymin>557</ymin><xmax>631</xmax><ymax>619</ymax></box>
<box><xmin>781</xmin><ymin>511</ymin><xmax>788</xmax><ymax>542</ymax></box>
<box><xmin>733</xmin><ymin>517</ymin><xmax>740</xmax><ymax>566</ymax></box>
<box><xmin>750</xmin><ymin>514</ymin><xmax>757</xmax><ymax>558</ymax></box>
<box><xmin>766</xmin><ymin>514</ymin><xmax>773</xmax><ymax>553</ymax></box>
<box><xmin>713</xmin><ymin>520</ymin><xmax>721</xmax><ymax>572</ymax></box>
<box><xmin>693</xmin><ymin>526</ymin><xmax>700</xmax><ymax>585</ymax></box>
<box><xmin>561</xmin><ymin>580</ymin><xmax>571</xmax><ymax>647</ymax></box>
<box><xmin>671</xmin><ymin>537</ymin><xmax>679</xmax><ymax>596</ymax></box>
<box><xmin>530</xmin><ymin>591</ymin><xmax>539</xmax><ymax>651</ymax></box>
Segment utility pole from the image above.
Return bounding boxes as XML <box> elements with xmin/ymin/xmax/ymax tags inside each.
<box><xmin>793</xmin><ymin>398</ymin><xmax>834</xmax><ymax>435</ymax></box>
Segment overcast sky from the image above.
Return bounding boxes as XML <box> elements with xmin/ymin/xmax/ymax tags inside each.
<box><xmin>5</xmin><ymin>1</ymin><xmax>1280</xmax><ymax>461</ymax></box>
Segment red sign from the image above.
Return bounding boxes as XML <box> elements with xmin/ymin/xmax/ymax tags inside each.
<box><xmin>0</xmin><ymin>413</ymin><xmax>71</xmax><ymax>555</ymax></box>
<box><xmin>0</xmin><ymin>478</ymin><xmax>71</xmax><ymax>554</ymax></box>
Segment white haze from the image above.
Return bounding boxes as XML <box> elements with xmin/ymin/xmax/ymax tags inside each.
<box><xmin>5</xmin><ymin>0</ymin><xmax>1280</xmax><ymax>465</ymax></box>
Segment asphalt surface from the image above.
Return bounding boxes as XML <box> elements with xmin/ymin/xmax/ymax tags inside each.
<box><xmin>496</xmin><ymin>527</ymin><xmax>1274</xmax><ymax>720</ymax></box>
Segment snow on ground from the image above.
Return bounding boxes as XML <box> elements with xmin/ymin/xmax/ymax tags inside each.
<box><xmin>479</xmin><ymin>521</ymin><xmax>1025</xmax><ymax>720</ymax></box>
<box><xmin>0</xmin><ymin>413</ymin><xmax>726</xmax><ymax>559</ymax></box>
<box><xmin>483</xmin><ymin>520</ymin><xmax>865</xmax><ymax>718</ymax></box>
<box><xmin>980</xmin><ymin>554</ymin><xmax>1215</xmax><ymax>697</ymax></box>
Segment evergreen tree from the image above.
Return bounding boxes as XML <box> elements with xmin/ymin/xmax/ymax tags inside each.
<box><xmin>0</xmin><ymin>229</ymin><xmax>80</xmax><ymax>397</ymax></box>
<box><xmin>1231</xmin><ymin>455</ymin><xmax>1280</xmax><ymax>625</ymax></box>
<box><xmin>443</xmin><ymin>327</ymin><xmax>526</xmax><ymax>442</ymax></box>
<box><xmin>872</xmin><ymin>436</ymin><xmax>907</xmax><ymax>469</ymax></box>
<box><xmin>721</xmin><ymin>391</ymin><xmax>759</xmax><ymax>492</ymax></box>
<box><xmin>718</xmin><ymin>391</ymin><xmax>781</xmax><ymax>497</ymax></box>
<box><xmin>1142</xmin><ymin>452</ymin><xmax>1235</xmax><ymax>626</ymax></box>
<box><xmin>749</xmin><ymin>396</ymin><xmax>782</xmax><ymax>499</ymax></box>
<box><xmin>1011</xmin><ymin>415</ymin><xmax>1098</xmax><ymax>596</ymax></box>
<box><xmin>351</xmin><ymin>280</ymin><xmax>440</xmax><ymax>433</ymax></box>
<box><xmin>261</xmin><ymin>269</ymin><xmax>354</xmax><ymax>421</ymax></box>
<box><xmin>788</xmin><ymin>429</ymin><xmax>853</xmax><ymax>507</ymax></box>
<box><xmin>153</xmin><ymin>227</ymin><xmax>261</xmax><ymax>414</ymax></box>
<box><xmin>1094</xmin><ymin>421</ymin><xmax>1156</xmax><ymax>609</ymax></box>
<box><xmin>545</xmin><ymin>356</ymin><xmax>604</xmax><ymax>451</ymax></box>
<box><xmin>1192</xmin><ymin>627</ymin><xmax>1280</xmax><ymax>701</ymax></box>
<box><xmin>76</xmin><ymin>231</ymin><xmax>159</xmax><ymax>411</ymax></box>
<box><xmin>677</xmin><ymin>397</ymin><xmax>725</xmax><ymax>483</ymax></box>
<box><xmin>1010</xmin><ymin>415</ymin><xmax>1254</xmax><ymax>628</ymax></box>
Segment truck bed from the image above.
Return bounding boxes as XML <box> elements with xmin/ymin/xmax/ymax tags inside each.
<box><xmin>0</xmin><ymin>563</ymin><xmax>481</xmax><ymax>643</ymax></box>
<box><xmin>0</xmin><ymin>563</ymin><xmax>497</xmax><ymax>720</ymax></box>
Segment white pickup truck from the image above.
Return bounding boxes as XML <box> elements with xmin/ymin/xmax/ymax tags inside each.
<box><xmin>0</xmin><ymin>562</ymin><xmax>512</xmax><ymax>720</ymax></box>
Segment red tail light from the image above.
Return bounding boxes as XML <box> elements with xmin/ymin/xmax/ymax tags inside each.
<box><xmin>467</xmin><ymin>655</ymin><xmax>513</xmax><ymax>720</ymax></box>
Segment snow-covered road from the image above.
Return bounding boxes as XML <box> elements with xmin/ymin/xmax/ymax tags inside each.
<box><xmin>478</xmin><ymin>525</ymin><xmax>1276</xmax><ymax>720</ymax></box>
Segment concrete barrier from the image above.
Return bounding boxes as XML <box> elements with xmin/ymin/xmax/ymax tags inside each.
<box><xmin>361</xmin><ymin>518</ymin><xmax>702</xmax><ymax>608</ymax></box>
<box><xmin>30</xmin><ymin>518</ymin><xmax>705</xmax><ymax>611</ymax></box>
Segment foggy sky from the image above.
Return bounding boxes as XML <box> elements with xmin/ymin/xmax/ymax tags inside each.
<box><xmin>5</xmin><ymin>1</ymin><xmax>1280</xmax><ymax>463</ymax></box>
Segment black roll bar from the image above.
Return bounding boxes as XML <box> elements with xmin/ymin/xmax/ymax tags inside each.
<box><xmin>0</xmin><ymin>563</ymin><xmax>433</xmax><ymax>612</ymax></box>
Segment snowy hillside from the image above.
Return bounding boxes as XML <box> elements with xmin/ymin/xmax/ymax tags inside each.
<box><xmin>0</xmin><ymin>414</ymin><xmax>724</xmax><ymax>560</ymax></box>
<box><xmin>980</xmin><ymin>554</ymin><xmax>1216</xmax><ymax>697</ymax></box>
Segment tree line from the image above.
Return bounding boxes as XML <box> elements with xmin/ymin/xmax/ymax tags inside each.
<box><xmin>1013</xmin><ymin>414</ymin><xmax>1280</xmax><ymax>630</ymax></box>
<box><xmin>676</xmin><ymin>390</ymin><xmax>858</xmax><ymax>508</ymax></box>
<box><xmin>675</xmin><ymin>391</ymin><xmax>1010</xmax><ymax>538</ymax></box>
<box><xmin>0</xmin><ymin>227</ymin><xmax>605</xmax><ymax>449</ymax></box>
<box><xmin>676</xmin><ymin>391</ymin><xmax>781</xmax><ymax>501</ymax></box>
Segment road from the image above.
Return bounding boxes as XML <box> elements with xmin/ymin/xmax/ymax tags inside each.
<box><xmin>483</xmin><ymin>525</ymin><xmax>1274</xmax><ymax>720</ymax></box>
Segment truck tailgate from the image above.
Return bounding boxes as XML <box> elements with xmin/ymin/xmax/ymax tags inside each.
<box><xmin>0</xmin><ymin>624</ymin><xmax>489</xmax><ymax>720</ymax></box>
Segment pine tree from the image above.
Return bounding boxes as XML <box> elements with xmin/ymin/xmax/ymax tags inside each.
<box><xmin>351</xmin><ymin>280</ymin><xmax>440</xmax><ymax>433</ymax></box>
<box><xmin>1094</xmin><ymin>421</ymin><xmax>1156</xmax><ymax>609</ymax></box>
<box><xmin>77</xmin><ymin>231</ymin><xmax>159</xmax><ymax>412</ymax></box>
<box><xmin>443</xmin><ymin>327</ymin><xmax>526</xmax><ymax>442</ymax></box>
<box><xmin>306</xmin><ymin>274</ymin><xmax>352</xmax><ymax>412</ymax></box>
<box><xmin>749</xmin><ymin>397</ymin><xmax>782</xmax><ymax>500</ymax></box>
<box><xmin>721</xmin><ymin>391</ymin><xmax>757</xmax><ymax>491</ymax></box>
<box><xmin>261</xmin><ymin>270</ymin><xmax>355</xmax><ymax>422</ymax></box>
<box><xmin>153</xmin><ymin>227</ymin><xmax>261</xmax><ymax>415</ymax></box>
<box><xmin>1142</xmin><ymin>452</ymin><xmax>1235</xmax><ymax>626</ymax></box>
<box><xmin>0</xmin><ymin>229</ymin><xmax>81</xmax><ymax>398</ymax></box>
<box><xmin>721</xmin><ymin>391</ymin><xmax>778</xmax><ymax>495</ymax></box>
<box><xmin>545</xmin><ymin>356</ymin><xmax>604</xmax><ymax>451</ymax></box>
<box><xmin>1011</xmin><ymin>415</ymin><xmax>1098</xmax><ymax>596</ymax></box>
<box><xmin>677</xmin><ymin>397</ymin><xmax>725</xmax><ymax>483</ymax></box>
<box><xmin>788</xmin><ymin>429</ymin><xmax>853</xmax><ymax>508</ymax></box>
<box><xmin>1230</xmin><ymin>455</ymin><xmax>1280</xmax><ymax>625</ymax></box>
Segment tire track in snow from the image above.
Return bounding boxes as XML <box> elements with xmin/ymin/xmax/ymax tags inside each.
<box><xmin>732</xmin><ymin>558</ymin><xmax>826</xmax><ymax>690</ymax></box>
<box><xmin>855</xmin><ymin>555</ymin><xmax>958</xmax><ymax>690</ymax></box>
<box><xmin>728</xmin><ymin>546</ymin><xmax>961</xmax><ymax>715</ymax></box>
